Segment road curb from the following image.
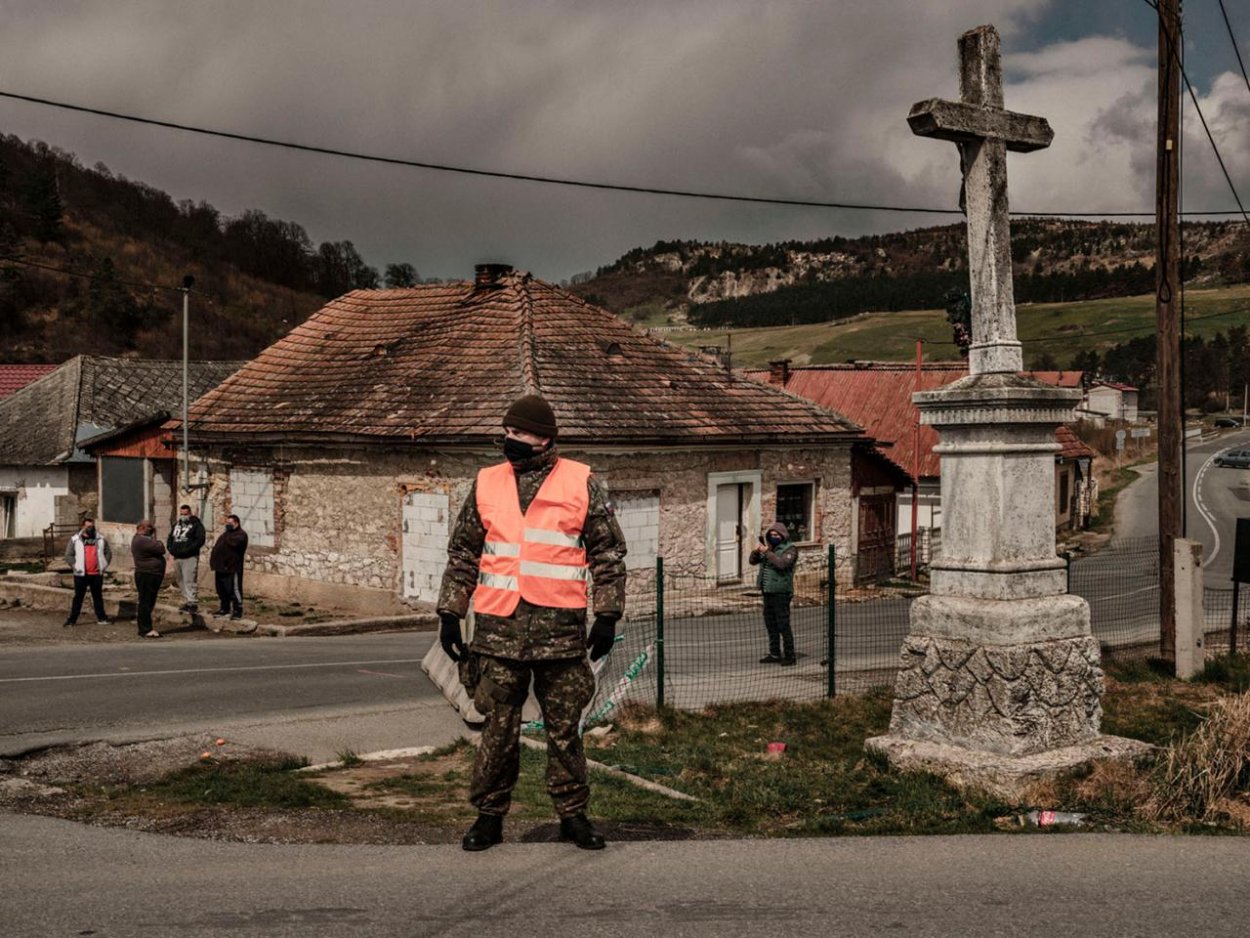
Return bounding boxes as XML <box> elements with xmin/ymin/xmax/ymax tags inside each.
<box><xmin>0</xmin><ymin>578</ymin><xmax>436</xmax><ymax>637</ymax></box>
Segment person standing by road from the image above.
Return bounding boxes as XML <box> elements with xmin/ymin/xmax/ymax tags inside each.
<box><xmin>438</xmin><ymin>394</ymin><xmax>627</xmax><ymax>853</ymax></box>
<box><xmin>750</xmin><ymin>521</ymin><xmax>799</xmax><ymax>665</ymax></box>
<box><xmin>209</xmin><ymin>514</ymin><xmax>248</xmax><ymax>620</ymax></box>
<box><xmin>131</xmin><ymin>519</ymin><xmax>167</xmax><ymax>639</ymax></box>
<box><xmin>63</xmin><ymin>517</ymin><xmax>112</xmax><ymax>627</ymax></box>
<box><xmin>166</xmin><ymin>503</ymin><xmax>206</xmax><ymax>614</ymax></box>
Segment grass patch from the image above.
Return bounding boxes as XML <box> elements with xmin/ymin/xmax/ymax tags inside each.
<box><xmin>662</xmin><ymin>284</ymin><xmax>1250</xmax><ymax>367</ymax></box>
<box><xmin>59</xmin><ymin>655</ymin><xmax>1250</xmax><ymax>839</ymax></box>
<box><xmin>589</xmin><ymin>692</ymin><xmax>1006</xmax><ymax>835</ymax></box>
<box><xmin>143</xmin><ymin>757</ymin><xmax>349</xmax><ymax>810</ymax></box>
<box><xmin>1195</xmin><ymin>655</ymin><xmax>1250</xmax><ymax>694</ymax></box>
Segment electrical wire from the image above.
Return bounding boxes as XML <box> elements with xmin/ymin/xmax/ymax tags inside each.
<box><xmin>1147</xmin><ymin>0</ymin><xmax>1250</xmax><ymax>224</ymax></box>
<box><xmin>0</xmin><ymin>88</ymin><xmax>1243</xmax><ymax>220</ymax></box>
<box><xmin>0</xmin><ymin>253</ymin><xmax>210</xmax><ymax>298</ymax></box>
<box><xmin>1217</xmin><ymin>0</ymin><xmax>1250</xmax><ymax>100</ymax></box>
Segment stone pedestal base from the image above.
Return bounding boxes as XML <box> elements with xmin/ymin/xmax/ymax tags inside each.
<box><xmin>890</xmin><ymin>628</ymin><xmax>1104</xmax><ymax>757</ymax></box>
<box><xmin>864</xmin><ymin>733</ymin><xmax>1154</xmax><ymax>801</ymax></box>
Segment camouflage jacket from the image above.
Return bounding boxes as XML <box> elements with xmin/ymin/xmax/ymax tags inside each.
<box><xmin>437</xmin><ymin>446</ymin><xmax>628</xmax><ymax>660</ymax></box>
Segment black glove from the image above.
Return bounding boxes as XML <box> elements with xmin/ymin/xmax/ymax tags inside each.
<box><xmin>439</xmin><ymin>612</ymin><xmax>466</xmax><ymax>662</ymax></box>
<box><xmin>587</xmin><ymin>615</ymin><xmax>618</xmax><ymax>662</ymax></box>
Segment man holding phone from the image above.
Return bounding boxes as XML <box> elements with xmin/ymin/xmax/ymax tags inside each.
<box><xmin>749</xmin><ymin>522</ymin><xmax>799</xmax><ymax>665</ymax></box>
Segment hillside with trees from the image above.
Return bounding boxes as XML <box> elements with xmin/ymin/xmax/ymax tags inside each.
<box><xmin>570</xmin><ymin>221</ymin><xmax>1247</xmax><ymax>328</ymax></box>
<box><xmin>0</xmin><ymin>134</ymin><xmax>425</xmax><ymax>362</ymax></box>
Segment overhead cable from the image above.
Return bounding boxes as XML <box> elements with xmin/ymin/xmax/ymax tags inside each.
<box><xmin>0</xmin><ymin>88</ymin><xmax>1243</xmax><ymax>219</ymax></box>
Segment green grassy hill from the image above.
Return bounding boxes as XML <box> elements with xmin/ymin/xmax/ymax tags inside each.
<box><xmin>656</xmin><ymin>284</ymin><xmax>1250</xmax><ymax>369</ymax></box>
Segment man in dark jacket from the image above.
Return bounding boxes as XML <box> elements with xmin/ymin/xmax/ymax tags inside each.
<box><xmin>131</xmin><ymin>519</ymin><xmax>167</xmax><ymax>638</ymax></box>
<box><xmin>166</xmin><ymin>503</ymin><xmax>206</xmax><ymax>614</ymax></box>
<box><xmin>209</xmin><ymin>514</ymin><xmax>248</xmax><ymax>620</ymax></box>
<box><xmin>749</xmin><ymin>521</ymin><xmax>799</xmax><ymax>665</ymax></box>
<box><xmin>438</xmin><ymin>394</ymin><xmax>627</xmax><ymax>853</ymax></box>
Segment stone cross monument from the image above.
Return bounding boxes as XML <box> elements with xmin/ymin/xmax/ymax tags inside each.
<box><xmin>866</xmin><ymin>25</ymin><xmax>1149</xmax><ymax>797</ymax></box>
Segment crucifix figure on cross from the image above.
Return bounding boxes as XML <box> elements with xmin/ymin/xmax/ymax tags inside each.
<box><xmin>908</xmin><ymin>25</ymin><xmax>1053</xmax><ymax>375</ymax></box>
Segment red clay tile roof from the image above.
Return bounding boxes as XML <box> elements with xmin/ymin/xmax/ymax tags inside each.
<box><xmin>1055</xmin><ymin>425</ymin><xmax>1096</xmax><ymax>460</ymax></box>
<box><xmin>1023</xmin><ymin>370</ymin><xmax>1084</xmax><ymax>389</ymax></box>
<box><xmin>744</xmin><ymin>362</ymin><xmax>1089</xmax><ymax>481</ymax></box>
<box><xmin>0</xmin><ymin>364</ymin><xmax>57</xmax><ymax>399</ymax></box>
<box><xmin>187</xmin><ymin>270</ymin><xmax>863</xmax><ymax>446</ymax></box>
<box><xmin>1092</xmin><ymin>380</ymin><xmax>1138</xmax><ymax>392</ymax></box>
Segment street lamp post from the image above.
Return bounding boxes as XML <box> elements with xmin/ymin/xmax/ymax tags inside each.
<box><xmin>181</xmin><ymin>274</ymin><xmax>194</xmax><ymax>493</ymax></box>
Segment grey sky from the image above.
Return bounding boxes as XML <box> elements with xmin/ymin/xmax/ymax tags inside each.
<box><xmin>0</xmin><ymin>0</ymin><xmax>1245</xmax><ymax>282</ymax></box>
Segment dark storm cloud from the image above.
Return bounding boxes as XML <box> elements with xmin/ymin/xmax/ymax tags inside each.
<box><xmin>0</xmin><ymin>0</ymin><xmax>1241</xmax><ymax>280</ymax></box>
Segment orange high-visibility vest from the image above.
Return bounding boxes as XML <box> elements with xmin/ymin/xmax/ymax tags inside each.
<box><xmin>473</xmin><ymin>457</ymin><xmax>591</xmax><ymax>617</ymax></box>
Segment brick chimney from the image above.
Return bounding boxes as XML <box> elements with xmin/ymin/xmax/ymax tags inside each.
<box><xmin>767</xmin><ymin>359</ymin><xmax>791</xmax><ymax>386</ymax></box>
<box><xmin>474</xmin><ymin>263</ymin><xmax>513</xmax><ymax>290</ymax></box>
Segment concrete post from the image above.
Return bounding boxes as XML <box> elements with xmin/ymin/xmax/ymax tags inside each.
<box><xmin>1173</xmin><ymin>538</ymin><xmax>1205</xmax><ymax>679</ymax></box>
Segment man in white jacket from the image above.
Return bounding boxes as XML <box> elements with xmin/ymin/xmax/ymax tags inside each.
<box><xmin>63</xmin><ymin>517</ymin><xmax>113</xmax><ymax>627</ymax></box>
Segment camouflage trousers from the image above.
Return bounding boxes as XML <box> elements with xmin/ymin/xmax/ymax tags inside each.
<box><xmin>469</xmin><ymin>654</ymin><xmax>595</xmax><ymax>818</ymax></box>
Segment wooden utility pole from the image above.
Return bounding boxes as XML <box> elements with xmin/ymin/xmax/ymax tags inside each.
<box><xmin>1156</xmin><ymin>0</ymin><xmax>1182</xmax><ymax>661</ymax></box>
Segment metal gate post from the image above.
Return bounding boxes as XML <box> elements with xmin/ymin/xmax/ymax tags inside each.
<box><xmin>827</xmin><ymin>544</ymin><xmax>837</xmax><ymax>698</ymax></box>
<box><xmin>656</xmin><ymin>556</ymin><xmax>665</xmax><ymax>710</ymax></box>
<box><xmin>1232</xmin><ymin>581</ymin><xmax>1241</xmax><ymax>657</ymax></box>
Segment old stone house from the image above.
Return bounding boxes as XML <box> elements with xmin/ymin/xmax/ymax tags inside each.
<box><xmin>183</xmin><ymin>265</ymin><xmax>903</xmax><ymax>612</ymax></box>
<box><xmin>746</xmin><ymin>361</ymin><xmax>1098</xmax><ymax>563</ymax></box>
<box><xmin>0</xmin><ymin>356</ymin><xmax>240</xmax><ymax>549</ymax></box>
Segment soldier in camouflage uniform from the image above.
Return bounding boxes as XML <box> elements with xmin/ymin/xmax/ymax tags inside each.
<box><xmin>438</xmin><ymin>394</ymin><xmax>627</xmax><ymax>851</ymax></box>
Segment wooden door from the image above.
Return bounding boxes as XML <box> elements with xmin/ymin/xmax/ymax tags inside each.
<box><xmin>857</xmin><ymin>494</ymin><xmax>898</xmax><ymax>583</ymax></box>
<box><xmin>716</xmin><ymin>483</ymin><xmax>744</xmax><ymax>581</ymax></box>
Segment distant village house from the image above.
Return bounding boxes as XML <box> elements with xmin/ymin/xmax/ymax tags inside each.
<box><xmin>0</xmin><ymin>356</ymin><xmax>241</xmax><ymax>554</ymax></box>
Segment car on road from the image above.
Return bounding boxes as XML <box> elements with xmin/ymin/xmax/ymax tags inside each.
<box><xmin>1214</xmin><ymin>449</ymin><xmax>1250</xmax><ymax>469</ymax></box>
<box><xmin>1213</xmin><ymin>417</ymin><xmax>1243</xmax><ymax>428</ymax></box>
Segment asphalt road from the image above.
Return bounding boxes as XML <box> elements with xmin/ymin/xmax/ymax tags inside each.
<box><xmin>4</xmin><ymin>812</ymin><xmax>1250</xmax><ymax>938</ymax></box>
<box><xmin>0</xmin><ymin>628</ymin><xmax>462</xmax><ymax>760</ymax></box>
<box><xmin>1115</xmin><ymin>427</ymin><xmax>1250</xmax><ymax>584</ymax></box>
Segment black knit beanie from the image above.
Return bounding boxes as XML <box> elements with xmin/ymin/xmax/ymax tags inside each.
<box><xmin>503</xmin><ymin>394</ymin><xmax>558</xmax><ymax>438</ymax></box>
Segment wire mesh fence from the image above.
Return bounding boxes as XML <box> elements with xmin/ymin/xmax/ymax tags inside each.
<box><xmin>585</xmin><ymin>549</ymin><xmax>919</xmax><ymax>720</ymax></box>
<box><xmin>1203</xmin><ymin>585</ymin><xmax>1250</xmax><ymax>656</ymax></box>
<box><xmin>583</xmin><ymin>538</ymin><xmax>1238</xmax><ymax>721</ymax></box>
<box><xmin>1067</xmin><ymin>537</ymin><xmax>1160</xmax><ymax>662</ymax></box>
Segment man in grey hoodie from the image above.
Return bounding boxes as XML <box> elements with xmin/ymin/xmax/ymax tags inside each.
<box><xmin>749</xmin><ymin>521</ymin><xmax>799</xmax><ymax>665</ymax></box>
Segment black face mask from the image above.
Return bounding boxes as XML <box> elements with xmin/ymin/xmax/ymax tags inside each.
<box><xmin>84</xmin><ymin>527</ymin><xmax>95</xmax><ymax>538</ymax></box>
<box><xmin>503</xmin><ymin>436</ymin><xmax>539</xmax><ymax>464</ymax></box>
<box><xmin>767</xmin><ymin>535</ymin><xmax>783</xmax><ymax>547</ymax></box>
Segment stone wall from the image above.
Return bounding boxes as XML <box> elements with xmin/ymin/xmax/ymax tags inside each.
<box><xmin>200</xmin><ymin>441</ymin><xmax>857</xmax><ymax>610</ymax></box>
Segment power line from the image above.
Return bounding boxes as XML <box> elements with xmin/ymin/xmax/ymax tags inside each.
<box><xmin>1145</xmin><ymin>0</ymin><xmax>1250</xmax><ymax>225</ymax></box>
<box><xmin>1216</xmin><ymin>0</ymin><xmax>1250</xmax><ymax>100</ymax></box>
<box><xmin>0</xmin><ymin>253</ymin><xmax>211</xmax><ymax>298</ymax></box>
<box><xmin>0</xmin><ymin>88</ymin><xmax>1244</xmax><ymax>220</ymax></box>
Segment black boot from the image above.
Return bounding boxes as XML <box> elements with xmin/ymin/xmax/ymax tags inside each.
<box><xmin>559</xmin><ymin>813</ymin><xmax>606</xmax><ymax>850</ymax></box>
<box><xmin>461</xmin><ymin>813</ymin><xmax>503</xmax><ymax>851</ymax></box>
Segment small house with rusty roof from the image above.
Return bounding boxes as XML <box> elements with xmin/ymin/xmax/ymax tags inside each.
<box><xmin>747</xmin><ymin>361</ymin><xmax>1098</xmax><ymax>569</ymax></box>
<box><xmin>182</xmin><ymin>265</ymin><xmax>903</xmax><ymax>611</ymax></box>
<box><xmin>0</xmin><ymin>355</ymin><xmax>241</xmax><ymax>546</ymax></box>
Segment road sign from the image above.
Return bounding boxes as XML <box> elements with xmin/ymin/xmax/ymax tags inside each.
<box><xmin>1130</xmin><ymin>428</ymin><xmax>1151</xmax><ymax>439</ymax></box>
<box><xmin>1235</xmin><ymin>518</ymin><xmax>1250</xmax><ymax>585</ymax></box>
<box><xmin>1115</xmin><ymin>429</ymin><xmax>1126</xmax><ymax>451</ymax></box>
